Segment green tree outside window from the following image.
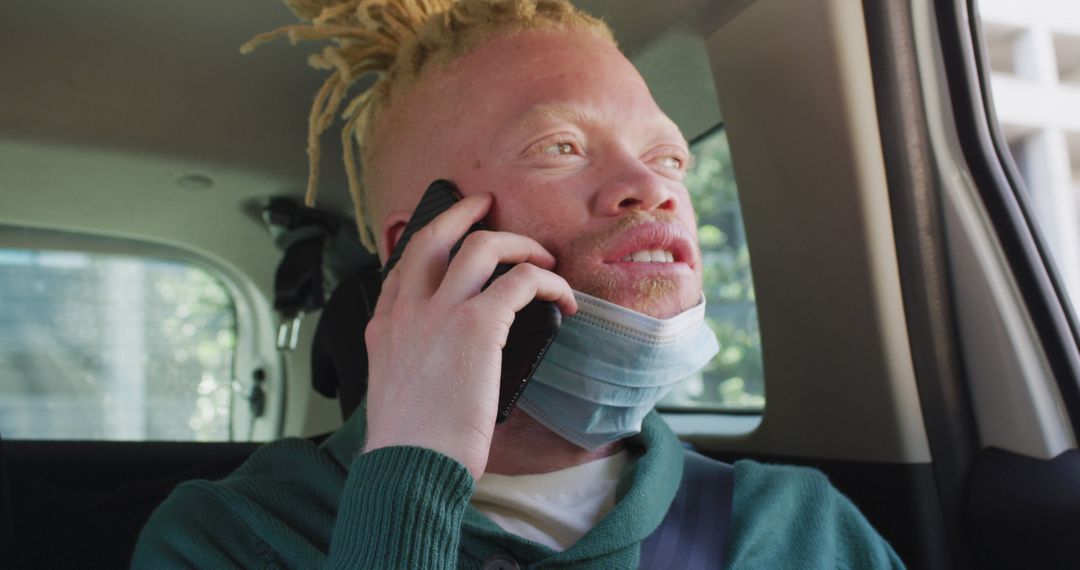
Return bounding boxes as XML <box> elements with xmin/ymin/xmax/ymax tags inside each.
<box><xmin>660</xmin><ymin>127</ymin><xmax>764</xmax><ymax>411</ymax></box>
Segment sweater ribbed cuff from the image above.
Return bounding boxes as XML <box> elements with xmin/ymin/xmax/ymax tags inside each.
<box><xmin>328</xmin><ymin>445</ymin><xmax>474</xmax><ymax>569</ymax></box>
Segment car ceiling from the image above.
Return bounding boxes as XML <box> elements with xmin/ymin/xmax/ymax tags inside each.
<box><xmin>0</xmin><ymin>0</ymin><xmax>736</xmax><ymax>282</ymax></box>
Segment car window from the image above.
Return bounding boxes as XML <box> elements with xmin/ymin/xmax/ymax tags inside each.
<box><xmin>0</xmin><ymin>245</ymin><xmax>242</xmax><ymax>441</ymax></box>
<box><xmin>977</xmin><ymin>0</ymin><xmax>1080</xmax><ymax>316</ymax></box>
<box><xmin>658</xmin><ymin>126</ymin><xmax>765</xmax><ymax>412</ymax></box>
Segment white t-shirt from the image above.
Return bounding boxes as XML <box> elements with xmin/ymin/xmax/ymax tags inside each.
<box><xmin>470</xmin><ymin>451</ymin><xmax>630</xmax><ymax>551</ymax></box>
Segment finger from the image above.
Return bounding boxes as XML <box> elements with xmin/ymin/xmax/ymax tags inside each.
<box><xmin>469</xmin><ymin>263</ymin><xmax>578</xmax><ymax>318</ymax></box>
<box><xmin>373</xmin><ymin>265</ymin><xmax>401</xmax><ymax>317</ymax></box>
<box><xmin>435</xmin><ymin>231</ymin><xmax>556</xmax><ymax>303</ymax></box>
<box><xmin>396</xmin><ymin>193</ymin><xmax>493</xmax><ymax>299</ymax></box>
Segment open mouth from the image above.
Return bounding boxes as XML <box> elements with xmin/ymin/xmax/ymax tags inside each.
<box><xmin>603</xmin><ymin>223</ymin><xmax>695</xmax><ymax>268</ymax></box>
<box><xmin>620</xmin><ymin>249</ymin><xmax>676</xmax><ymax>263</ymax></box>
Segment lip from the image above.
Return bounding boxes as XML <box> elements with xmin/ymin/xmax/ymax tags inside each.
<box><xmin>602</xmin><ymin>222</ymin><xmax>696</xmax><ymax>269</ymax></box>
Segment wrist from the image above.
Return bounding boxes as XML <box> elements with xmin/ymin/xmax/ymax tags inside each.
<box><xmin>363</xmin><ymin>436</ymin><xmax>488</xmax><ymax>480</ymax></box>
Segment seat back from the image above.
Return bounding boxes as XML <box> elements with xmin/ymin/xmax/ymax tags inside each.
<box><xmin>0</xmin><ymin>434</ymin><xmax>16</xmax><ymax>568</ymax></box>
<box><xmin>6</xmin><ymin>440</ymin><xmax>256</xmax><ymax>569</ymax></box>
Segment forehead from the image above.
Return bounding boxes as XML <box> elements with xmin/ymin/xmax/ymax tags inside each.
<box><xmin>422</xmin><ymin>28</ymin><xmax>682</xmax><ymax>143</ymax></box>
<box><xmin>368</xmin><ymin>27</ymin><xmax>685</xmax><ymax>221</ymax></box>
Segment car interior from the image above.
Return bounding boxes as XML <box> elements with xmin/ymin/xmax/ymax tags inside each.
<box><xmin>2</xmin><ymin>0</ymin><xmax>1079</xmax><ymax>568</ymax></box>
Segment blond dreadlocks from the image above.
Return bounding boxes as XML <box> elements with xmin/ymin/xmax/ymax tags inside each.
<box><xmin>241</xmin><ymin>0</ymin><xmax>613</xmax><ymax>252</ymax></box>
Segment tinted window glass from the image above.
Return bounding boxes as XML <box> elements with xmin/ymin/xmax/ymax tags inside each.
<box><xmin>978</xmin><ymin>0</ymin><xmax>1080</xmax><ymax>315</ymax></box>
<box><xmin>0</xmin><ymin>249</ymin><xmax>238</xmax><ymax>441</ymax></box>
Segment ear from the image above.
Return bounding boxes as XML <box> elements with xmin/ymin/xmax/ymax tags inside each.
<box><xmin>379</xmin><ymin>210</ymin><xmax>412</xmax><ymax>263</ymax></box>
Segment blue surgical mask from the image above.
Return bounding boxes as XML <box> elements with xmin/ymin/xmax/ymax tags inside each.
<box><xmin>517</xmin><ymin>291</ymin><xmax>720</xmax><ymax>450</ymax></box>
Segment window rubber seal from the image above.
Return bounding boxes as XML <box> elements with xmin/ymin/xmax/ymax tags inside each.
<box><xmin>932</xmin><ymin>0</ymin><xmax>1080</xmax><ymax>437</ymax></box>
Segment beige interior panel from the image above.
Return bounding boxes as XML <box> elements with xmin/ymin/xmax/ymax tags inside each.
<box><xmin>699</xmin><ymin>0</ymin><xmax>931</xmax><ymax>462</ymax></box>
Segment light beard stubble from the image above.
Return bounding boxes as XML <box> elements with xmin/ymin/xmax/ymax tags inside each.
<box><xmin>562</xmin><ymin>211</ymin><xmax>684</xmax><ymax>314</ymax></box>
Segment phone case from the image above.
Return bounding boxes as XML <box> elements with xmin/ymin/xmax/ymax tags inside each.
<box><xmin>383</xmin><ymin>179</ymin><xmax>561</xmax><ymax>423</ymax></box>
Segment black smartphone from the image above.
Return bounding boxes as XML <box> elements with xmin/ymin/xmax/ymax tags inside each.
<box><xmin>382</xmin><ymin>179</ymin><xmax>561</xmax><ymax>423</ymax></box>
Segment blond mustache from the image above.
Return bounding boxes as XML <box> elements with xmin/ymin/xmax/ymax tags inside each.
<box><xmin>566</xmin><ymin>211</ymin><xmax>690</xmax><ymax>311</ymax></box>
<box><xmin>569</xmin><ymin>210</ymin><xmax>687</xmax><ymax>254</ymax></box>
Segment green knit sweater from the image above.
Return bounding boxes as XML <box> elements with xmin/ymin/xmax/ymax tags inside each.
<box><xmin>132</xmin><ymin>406</ymin><xmax>904</xmax><ymax>568</ymax></box>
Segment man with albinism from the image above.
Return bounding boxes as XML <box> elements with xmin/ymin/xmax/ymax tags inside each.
<box><xmin>134</xmin><ymin>0</ymin><xmax>904</xmax><ymax>567</ymax></box>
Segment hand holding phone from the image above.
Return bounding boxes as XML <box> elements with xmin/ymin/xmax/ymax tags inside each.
<box><xmin>382</xmin><ymin>180</ymin><xmax>562</xmax><ymax>424</ymax></box>
<box><xmin>362</xmin><ymin>181</ymin><xmax>576</xmax><ymax>480</ymax></box>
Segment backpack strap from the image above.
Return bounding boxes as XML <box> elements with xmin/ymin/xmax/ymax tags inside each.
<box><xmin>638</xmin><ymin>450</ymin><xmax>735</xmax><ymax>568</ymax></box>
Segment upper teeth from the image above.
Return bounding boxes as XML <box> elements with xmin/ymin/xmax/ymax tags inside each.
<box><xmin>622</xmin><ymin>250</ymin><xmax>675</xmax><ymax>263</ymax></box>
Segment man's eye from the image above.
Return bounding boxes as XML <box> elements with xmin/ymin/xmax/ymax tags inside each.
<box><xmin>655</xmin><ymin>154</ymin><xmax>691</xmax><ymax>172</ymax></box>
<box><xmin>541</xmin><ymin>141</ymin><xmax>577</xmax><ymax>156</ymax></box>
<box><xmin>659</xmin><ymin>156</ymin><xmax>683</xmax><ymax>170</ymax></box>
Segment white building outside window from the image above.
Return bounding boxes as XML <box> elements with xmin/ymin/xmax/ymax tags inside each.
<box><xmin>981</xmin><ymin>0</ymin><xmax>1080</xmax><ymax>309</ymax></box>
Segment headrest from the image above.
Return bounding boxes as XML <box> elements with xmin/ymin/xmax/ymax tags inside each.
<box><xmin>310</xmin><ymin>271</ymin><xmax>381</xmax><ymax>421</ymax></box>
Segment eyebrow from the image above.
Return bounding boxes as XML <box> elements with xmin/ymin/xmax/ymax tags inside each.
<box><xmin>512</xmin><ymin>102</ymin><xmax>601</xmax><ymax>134</ymax></box>
<box><xmin>503</xmin><ymin>102</ymin><xmax>690</xmax><ymax>152</ymax></box>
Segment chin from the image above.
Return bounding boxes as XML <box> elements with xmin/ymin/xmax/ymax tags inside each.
<box><xmin>572</xmin><ymin>272</ymin><xmax>700</xmax><ymax>319</ymax></box>
<box><xmin>618</xmin><ymin>292</ymin><xmax>697</xmax><ymax>319</ymax></box>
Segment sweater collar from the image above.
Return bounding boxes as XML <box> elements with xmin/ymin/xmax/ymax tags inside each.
<box><xmin>460</xmin><ymin>411</ymin><xmax>684</xmax><ymax>563</ymax></box>
<box><xmin>320</xmin><ymin>403</ymin><xmax>685</xmax><ymax>562</ymax></box>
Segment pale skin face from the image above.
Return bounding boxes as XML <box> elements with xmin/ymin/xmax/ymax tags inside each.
<box><xmin>374</xmin><ymin>28</ymin><xmax>703</xmax><ymax>319</ymax></box>
<box><xmin>362</xmin><ymin>27</ymin><xmax>704</xmax><ymax>477</ymax></box>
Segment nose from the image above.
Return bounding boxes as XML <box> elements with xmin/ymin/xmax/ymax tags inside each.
<box><xmin>593</xmin><ymin>154</ymin><xmax>679</xmax><ymax>216</ymax></box>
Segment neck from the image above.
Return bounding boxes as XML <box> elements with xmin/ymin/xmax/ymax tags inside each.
<box><xmin>484</xmin><ymin>410</ymin><xmax>623</xmax><ymax>476</ymax></box>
